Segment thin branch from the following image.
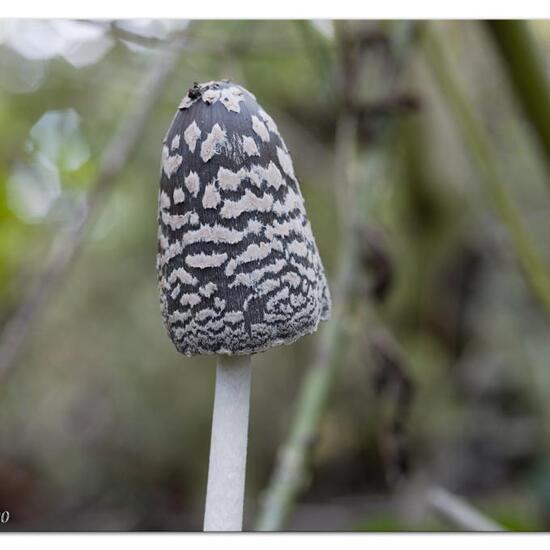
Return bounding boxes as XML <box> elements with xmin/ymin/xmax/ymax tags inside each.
<box><xmin>255</xmin><ymin>23</ymin><xmax>363</xmax><ymax>531</ymax></box>
<box><xmin>486</xmin><ymin>21</ymin><xmax>550</xmax><ymax>180</ymax></box>
<box><xmin>0</xmin><ymin>35</ymin><xmax>188</xmax><ymax>382</ymax></box>
<box><xmin>255</xmin><ymin>114</ymin><xmax>359</xmax><ymax>531</ymax></box>
<box><xmin>427</xmin><ymin>486</ymin><xmax>506</xmax><ymax>532</ymax></box>
<box><xmin>293</xmin><ymin>20</ymin><xmax>335</xmax><ymax>100</ymax></box>
<box><xmin>256</xmin><ymin>20</ymin><xmax>420</xmax><ymax>531</ymax></box>
<box><xmin>422</xmin><ymin>23</ymin><xmax>550</xmax><ymax>320</ymax></box>
<box><xmin>77</xmin><ymin>20</ymin><xmax>168</xmax><ymax>48</ymax></box>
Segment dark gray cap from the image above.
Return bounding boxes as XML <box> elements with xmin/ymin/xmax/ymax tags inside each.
<box><xmin>157</xmin><ymin>80</ymin><xmax>331</xmax><ymax>356</ymax></box>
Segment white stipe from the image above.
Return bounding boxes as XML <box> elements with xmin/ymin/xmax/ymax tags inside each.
<box><xmin>203</xmin><ymin>355</ymin><xmax>252</xmax><ymax>532</ymax></box>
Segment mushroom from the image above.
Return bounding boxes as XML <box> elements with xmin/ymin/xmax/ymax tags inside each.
<box><xmin>157</xmin><ymin>80</ymin><xmax>331</xmax><ymax>531</ymax></box>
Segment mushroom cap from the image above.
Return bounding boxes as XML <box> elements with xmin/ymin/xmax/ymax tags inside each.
<box><xmin>157</xmin><ymin>80</ymin><xmax>331</xmax><ymax>356</ymax></box>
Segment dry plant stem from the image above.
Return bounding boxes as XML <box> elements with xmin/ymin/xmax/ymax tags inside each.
<box><xmin>256</xmin><ymin>247</ymin><xmax>355</xmax><ymax>531</ymax></box>
<box><xmin>486</xmin><ymin>21</ymin><xmax>550</xmax><ymax>178</ymax></box>
<box><xmin>204</xmin><ymin>355</ymin><xmax>252</xmax><ymax>532</ymax></box>
<box><xmin>256</xmin><ymin>115</ymin><xmax>358</xmax><ymax>531</ymax></box>
<box><xmin>0</xmin><ymin>36</ymin><xmax>187</xmax><ymax>381</ymax></box>
<box><xmin>257</xmin><ymin>23</ymin><xmax>420</xmax><ymax>531</ymax></box>
<box><xmin>422</xmin><ymin>24</ymin><xmax>550</xmax><ymax>320</ymax></box>
<box><xmin>428</xmin><ymin>487</ymin><xmax>505</xmax><ymax>532</ymax></box>
<box><xmin>257</xmin><ymin>22</ymin><xmax>423</xmax><ymax>531</ymax></box>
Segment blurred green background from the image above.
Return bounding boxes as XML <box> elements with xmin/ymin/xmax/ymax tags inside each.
<box><xmin>1</xmin><ymin>19</ymin><xmax>550</xmax><ymax>531</ymax></box>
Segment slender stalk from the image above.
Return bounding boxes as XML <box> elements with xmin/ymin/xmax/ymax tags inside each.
<box><xmin>256</xmin><ymin>239</ymin><xmax>356</xmax><ymax>531</ymax></box>
<box><xmin>428</xmin><ymin>486</ymin><xmax>505</xmax><ymax>532</ymax></box>
<box><xmin>0</xmin><ymin>34</ymin><xmax>188</xmax><ymax>381</ymax></box>
<box><xmin>256</xmin><ymin>21</ymin><xmax>421</xmax><ymax>531</ymax></box>
<box><xmin>486</xmin><ymin>21</ymin><xmax>550</xmax><ymax>178</ymax></box>
<box><xmin>256</xmin><ymin>112</ymin><xmax>358</xmax><ymax>531</ymax></box>
<box><xmin>422</xmin><ymin>24</ymin><xmax>550</xmax><ymax>320</ymax></box>
<box><xmin>204</xmin><ymin>355</ymin><xmax>252</xmax><ymax>532</ymax></box>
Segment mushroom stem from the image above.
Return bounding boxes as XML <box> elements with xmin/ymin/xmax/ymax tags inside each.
<box><xmin>204</xmin><ymin>354</ymin><xmax>252</xmax><ymax>531</ymax></box>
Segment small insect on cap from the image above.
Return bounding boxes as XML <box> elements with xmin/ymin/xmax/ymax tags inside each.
<box><xmin>157</xmin><ymin>80</ymin><xmax>331</xmax><ymax>356</ymax></box>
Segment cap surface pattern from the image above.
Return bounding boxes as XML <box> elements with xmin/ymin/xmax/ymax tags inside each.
<box><xmin>157</xmin><ymin>80</ymin><xmax>331</xmax><ymax>356</ymax></box>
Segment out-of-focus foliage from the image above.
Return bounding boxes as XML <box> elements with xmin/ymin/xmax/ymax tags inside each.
<box><xmin>1</xmin><ymin>19</ymin><xmax>550</xmax><ymax>531</ymax></box>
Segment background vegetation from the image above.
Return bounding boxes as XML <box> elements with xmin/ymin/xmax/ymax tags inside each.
<box><xmin>1</xmin><ymin>19</ymin><xmax>550</xmax><ymax>531</ymax></box>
